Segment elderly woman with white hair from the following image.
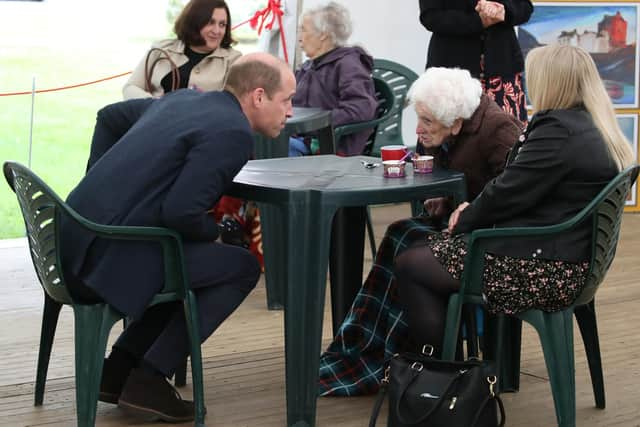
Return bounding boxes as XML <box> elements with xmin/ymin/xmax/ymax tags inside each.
<box><xmin>318</xmin><ymin>67</ymin><xmax>521</xmax><ymax>396</ymax></box>
<box><xmin>289</xmin><ymin>1</ymin><xmax>377</xmax><ymax>157</ymax></box>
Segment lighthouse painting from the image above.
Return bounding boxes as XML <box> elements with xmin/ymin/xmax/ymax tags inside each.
<box><xmin>518</xmin><ymin>3</ymin><xmax>639</xmax><ymax>108</ymax></box>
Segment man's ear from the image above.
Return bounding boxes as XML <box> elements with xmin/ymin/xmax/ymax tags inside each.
<box><xmin>451</xmin><ymin>118</ymin><xmax>464</xmax><ymax>136</ymax></box>
<box><xmin>251</xmin><ymin>87</ymin><xmax>266</xmax><ymax>108</ymax></box>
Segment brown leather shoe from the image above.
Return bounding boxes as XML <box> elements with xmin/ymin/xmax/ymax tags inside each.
<box><xmin>117</xmin><ymin>368</ymin><xmax>195</xmax><ymax>423</ymax></box>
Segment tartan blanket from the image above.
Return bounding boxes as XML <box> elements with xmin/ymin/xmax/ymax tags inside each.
<box><xmin>318</xmin><ymin>216</ymin><xmax>438</xmax><ymax>396</ymax></box>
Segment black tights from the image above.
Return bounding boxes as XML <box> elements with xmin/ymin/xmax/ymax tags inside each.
<box><xmin>394</xmin><ymin>244</ymin><xmax>460</xmax><ymax>357</ymax></box>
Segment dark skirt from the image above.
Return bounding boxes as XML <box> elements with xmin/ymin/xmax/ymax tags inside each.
<box><xmin>427</xmin><ymin>232</ymin><xmax>589</xmax><ymax>315</ymax></box>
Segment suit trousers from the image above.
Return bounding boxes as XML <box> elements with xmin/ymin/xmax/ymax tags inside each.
<box><xmin>111</xmin><ymin>241</ymin><xmax>260</xmax><ymax>376</ymax></box>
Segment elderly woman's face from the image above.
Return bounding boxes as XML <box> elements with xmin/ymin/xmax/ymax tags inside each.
<box><xmin>414</xmin><ymin>102</ymin><xmax>454</xmax><ymax>149</ymax></box>
<box><xmin>298</xmin><ymin>16</ymin><xmax>325</xmax><ymax>59</ymax></box>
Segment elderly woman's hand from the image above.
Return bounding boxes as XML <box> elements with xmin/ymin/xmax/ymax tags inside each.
<box><xmin>447</xmin><ymin>202</ymin><xmax>470</xmax><ymax>233</ymax></box>
<box><xmin>476</xmin><ymin>0</ymin><xmax>505</xmax><ymax>27</ymax></box>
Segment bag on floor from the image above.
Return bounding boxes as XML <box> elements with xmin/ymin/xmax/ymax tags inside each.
<box><xmin>369</xmin><ymin>351</ymin><xmax>505</xmax><ymax>427</ymax></box>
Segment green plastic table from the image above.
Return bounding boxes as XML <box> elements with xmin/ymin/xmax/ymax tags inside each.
<box><xmin>253</xmin><ymin>107</ymin><xmax>335</xmax><ymax>311</ymax></box>
<box><xmin>228</xmin><ymin>155</ymin><xmax>466</xmax><ymax>427</ymax></box>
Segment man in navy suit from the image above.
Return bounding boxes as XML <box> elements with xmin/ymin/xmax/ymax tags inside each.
<box><xmin>60</xmin><ymin>53</ymin><xmax>296</xmax><ymax>422</ymax></box>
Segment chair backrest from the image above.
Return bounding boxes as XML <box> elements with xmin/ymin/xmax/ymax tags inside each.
<box><xmin>3</xmin><ymin>161</ymin><xmax>73</xmax><ymax>304</ymax></box>
<box><xmin>361</xmin><ymin>77</ymin><xmax>396</xmax><ymax>156</ymax></box>
<box><xmin>577</xmin><ymin>164</ymin><xmax>639</xmax><ymax>305</ymax></box>
<box><xmin>371</xmin><ymin>58</ymin><xmax>420</xmax><ymax>156</ymax></box>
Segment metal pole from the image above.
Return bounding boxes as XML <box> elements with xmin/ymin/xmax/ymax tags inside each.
<box><xmin>28</xmin><ymin>76</ymin><xmax>35</xmax><ymax>168</ymax></box>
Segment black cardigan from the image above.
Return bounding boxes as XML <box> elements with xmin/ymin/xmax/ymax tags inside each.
<box><xmin>419</xmin><ymin>0</ymin><xmax>533</xmax><ymax>78</ymax></box>
<box><xmin>454</xmin><ymin>108</ymin><xmax>619</xmax><ymax>263</ymax></box>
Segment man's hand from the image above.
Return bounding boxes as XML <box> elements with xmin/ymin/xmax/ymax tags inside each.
<box><xmin>447</xmin><ymin>202</ymin><xmax>470</xmax><ymax>233</ymax></box>
<box><xmin>423</xmin><ymin>197</ymin><xmax>450</xmax><ymax>219</ymax></box>
<box><xmin>476</xmin><ymin>0</ymin><xmax>505</xmax><ymax>27</ymax></box>
<box><xmin>219</xmin><ymin>218</ymin><xmax>249</xmax><ymax>248</ymax></box>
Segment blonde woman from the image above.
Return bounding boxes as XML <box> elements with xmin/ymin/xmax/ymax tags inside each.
<box><xmin>394</xmin><ymin>44</ymin><xmax>634</xmax><ymax>357</ymax></box>
<box><xmin>123</xmin><ymin>0</ymin><xmax>241</xmax><ymax>99</ymax></box>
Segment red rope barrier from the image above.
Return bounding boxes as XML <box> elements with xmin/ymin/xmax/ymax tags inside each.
<box><xmin>0</xmin><ymin>71</ymin><xmax>132</xmax><ymax>97</ymax></box>
<box><xmin>0</xmin><ymin>2</ymin><xmax>290</xmax><ymax>97</ymax></box>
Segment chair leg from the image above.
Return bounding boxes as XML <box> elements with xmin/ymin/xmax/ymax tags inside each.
<box><xmin>174</xmin><ymin>358</ymin><xmax>188</xmax><ymax>387</ymax></box>
<box><xmin>575</xmin><ymin>300</ymin><xmax>605</xmax><ymax>409</ymax></box>
<box><xmin>365</xmin><ymin>206</ymin><xmax>377</xmax><ymax>260</ymax></box>
<box><xmin>462</xmin><ymin>305</ymin><xmax>479</xmax><ymax>358</ymax></box>
<box><xmin>35</xmin><ymin>293</ymin><xmax>63</xmax><ymax>406</ymax></box>
<box><xmin>72</xmin><ymin>304</ymin><xmax>121</xmax><ymax>427</ymax></box>
<box><xmin>524</xmin><ymin>309</ymin><xmax>577</xmax><ymax>427</ymax></box>
<box><xmin>183</xmin><ymin>293</ymin><xmax>206</xmax><ymax>427</ymax></box>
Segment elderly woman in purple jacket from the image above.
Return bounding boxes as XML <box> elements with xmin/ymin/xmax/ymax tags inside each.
<box><xmin>290</xmin><ymin>2</ymin><xmax>378</xmax><ymax>157</ymax></box>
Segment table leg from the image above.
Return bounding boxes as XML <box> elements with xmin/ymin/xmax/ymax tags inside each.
<box><xmin>329</xmin><ymin>206</ymin><xmax>366</xmax><ymax>335</ymax></box>
<box><xmin>258</xmin><ymin>203</ymin><xmax>286</xmax><ymax>309</ymax></box>
<box><xmin>284</xmin><ymin>198</ymin><xmax>335</xmax><ymax>427</ymax></box>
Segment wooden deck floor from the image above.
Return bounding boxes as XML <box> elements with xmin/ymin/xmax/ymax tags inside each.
<box><xmin>1</xmin><ymin>204</ymin><xmax>639</xmax><ymax>427</ymax></box>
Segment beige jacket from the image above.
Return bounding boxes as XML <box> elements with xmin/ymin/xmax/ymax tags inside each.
<box><xmin>123</xmin><ymin>38</ymin><xmax>242</xmax><ymax>99</ymax></box>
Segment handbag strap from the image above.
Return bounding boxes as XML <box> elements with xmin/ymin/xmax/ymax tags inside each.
<box><xmin>470</xmin><ymin>394</ymin><xmax>506</xmax><ymax>427</ymax></box>
<box><xmin>395</xmin><ymin>368</ymin><xmax>465</xmax><ymax>425</ymax></box>
<box><xmin>368</xmin><ymin>383</ymin><xmax>388</xmax><ymax>427</ymax></box>
<box><xmin>144</xmin><ymin>47</ymin><xmax>181</xmax><ymax>94</ymax></box>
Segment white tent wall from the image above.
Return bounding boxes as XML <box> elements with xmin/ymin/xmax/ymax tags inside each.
<box><xmin>263</xmin><ymin>0</ymin><xmax>431</xmax><ymax>149</ymax></box>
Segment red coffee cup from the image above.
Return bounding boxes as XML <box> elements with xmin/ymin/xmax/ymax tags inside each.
<box><xmin>380</xmin><ymin>145</ymin><xmax>408</xmax><ymax>161</ymax></box>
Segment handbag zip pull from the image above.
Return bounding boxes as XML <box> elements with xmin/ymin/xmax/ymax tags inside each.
<box><xmin>449</xmin><ymin>396</ymin><xmax>458</xmax><ymax>410</ymax></box>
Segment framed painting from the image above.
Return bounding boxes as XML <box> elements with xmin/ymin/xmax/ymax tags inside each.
<box><xmin>518</xmin><ymin>2</ymin><xmax>639</xmax><ymax>108</ymax></box>
<box><xmin>617</xmin><ymin>113</ymin><xmax>639</xmax><ymax>209</ymax></box>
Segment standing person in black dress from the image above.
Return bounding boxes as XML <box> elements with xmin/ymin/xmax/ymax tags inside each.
<box><xmin>419</xmin><ymin>0</ymin><xmax>533</xmax><ymax>125</ymax></box>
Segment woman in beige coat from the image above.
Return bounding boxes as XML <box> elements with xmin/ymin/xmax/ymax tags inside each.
<box><xmin>123</xmin><ymin>0</ymin><xmax>241</xmax><ymax>99</ymax></box>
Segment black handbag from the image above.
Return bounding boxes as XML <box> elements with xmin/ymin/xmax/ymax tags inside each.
<box><xmin>369</xmin><ymin>351</ymin><xmax>505</xmax><ymax>427</ymax></box>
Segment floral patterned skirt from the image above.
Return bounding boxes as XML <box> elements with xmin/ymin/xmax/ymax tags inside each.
<box><xmin>481</xmin><ymin>72</ymin><xmax>528</xmax><ymax>126</ymax></box>
<box><xmin>427</xmin><ymin>233</ymin><xmax>589</xmax><ymax>315</ymax></box>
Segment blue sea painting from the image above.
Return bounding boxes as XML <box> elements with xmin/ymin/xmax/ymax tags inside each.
<box><xmin>519</xmin><ymin>3</ymin><xmax>639</xmax><ymax>107</ymax></box>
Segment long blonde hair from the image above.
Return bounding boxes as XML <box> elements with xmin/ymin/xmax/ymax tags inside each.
<box><xmin>525</xmin><ymin>44</ymin><xmax>634</xmax><ymax>170</ymax></box>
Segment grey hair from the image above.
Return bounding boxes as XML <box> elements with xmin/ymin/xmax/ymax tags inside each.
<box><xmin>407</xmin><ymin>67</ymin><xmax>482</xmax><ymax>127</ymax></box>
<box><xmin>301</xmin><ymin>1</ymin><xmax>352</xmax><ymax>46</ymax></box>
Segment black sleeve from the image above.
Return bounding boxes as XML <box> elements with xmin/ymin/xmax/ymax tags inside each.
<box><xmin>160</xmin><ymin>129</ymin><xmax>253</xmax><ymax>241</ymax></box>
<box><xmin>500</xmin><ymin>0</ymin><xmax>534</xmax><ymax>26</ymax></box>
<box><xmin>453</xmin><ymin>116</ymin><xmax>569</xmax><ymax>233</ymax></box>
<box><xmin>419</xmin><ymin>0</ymin><xmax>485</xmax><ymax>36</ymax></box>
<box><xmin>86</xmin><ymin>98</ymin><xmax>154</xmax><ymax>172</ymax></box>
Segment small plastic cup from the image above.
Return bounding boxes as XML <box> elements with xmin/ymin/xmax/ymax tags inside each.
<box><xmin>380</xmin><ymin>145</ymin><xmax>408</xmax><ymax>161</ymax></box>
<box><xmin>383</xmin><ymin>160</ymin><xmax>406</xmax><ymax>178</ymax></box>
<box><xmin>413</xmin><ymin>155</ymin><xmax>434</xmax><ymax>174</ymax></box>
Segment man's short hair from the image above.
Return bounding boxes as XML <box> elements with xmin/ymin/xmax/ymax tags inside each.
<box><xmin>224</xmin><ymin>59</ymin><xmax>283</xmax><ymax>99</ymax></box>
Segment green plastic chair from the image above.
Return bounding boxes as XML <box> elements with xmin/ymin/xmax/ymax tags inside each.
<box><xmin>333</xmin><ymin>76</ymin><xmax>396</xmax><ymax>156</ymax></box>
<box><xmin>3</xmin><ymin>161</ymin><xmax>207</xmax><ymax>427</ymax></box>
<box><xmin>371</xmin><ymin>58</ymin><xmax>420</xmax><ymax>157</ymax></box>
<box><xmin>440</xmin><ymin>165</ymin><xmax>639</xmax><ymax>427</ymax></box>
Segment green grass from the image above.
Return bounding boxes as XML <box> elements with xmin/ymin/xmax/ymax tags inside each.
<box><xmin>0</xmin><ymin>50</ymin><xmax>130</xmax><ymax>238</ymax></box>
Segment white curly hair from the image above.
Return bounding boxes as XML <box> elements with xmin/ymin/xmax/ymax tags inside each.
<box><xmin>407</xmin><ymin>67</ymin><xmax>483</xmax><ymax>127</ymax></box>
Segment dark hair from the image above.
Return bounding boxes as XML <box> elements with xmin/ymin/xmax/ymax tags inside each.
<box><xmin>174</xmin><ymin>0</ymin><xmax>235</xmax><ymax>49</ymax></box>
<box><xmin>224</xmin><ymin>59</ymin><xmax>283</xmax><ymax>98</ymax></box>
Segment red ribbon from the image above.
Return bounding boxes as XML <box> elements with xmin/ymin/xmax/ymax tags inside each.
<box><xmin>248</xmin><ymin>0</ymin><xmax>289</xmax><ymax>63</ymax></box>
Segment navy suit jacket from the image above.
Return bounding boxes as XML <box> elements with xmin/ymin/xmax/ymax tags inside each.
<box><xmin>61</xmin><ymin>90</ymin><xmax>254</xmax><ymax>317</ymax></box>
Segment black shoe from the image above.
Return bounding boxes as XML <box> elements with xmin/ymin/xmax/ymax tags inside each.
<box><xmin>118</xmin><ymin>368</ymin><xmax>196</xmax><ymax>423</ymax></box>
<box><xmin>99</xmin><ymin>357</ymin><xmax>131</xmax><ymax>404</ymax></box>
